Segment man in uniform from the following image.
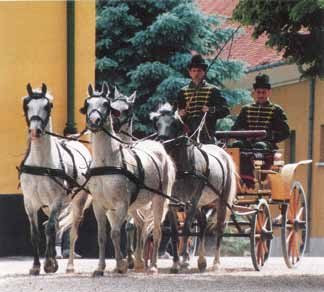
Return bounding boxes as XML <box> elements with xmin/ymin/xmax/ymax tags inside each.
<box><xmin>231</xmin><ymin>74</ymin><xmax>290</xmax><ymax>188</ymax></box>
<box><xmin>176</xmin><ymin>54</ymin><xmax>229</xmax><ymax>143</ymax></box>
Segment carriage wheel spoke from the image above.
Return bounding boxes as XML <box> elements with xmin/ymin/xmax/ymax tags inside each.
<box><xmin>262</xmin><ymin>217</ymin><xmax>269</xmax><ymax>229</ymax></box>
<box><xmin>256</xmin><ymin>211</ymin><xmax>264</xmax><ymax>234</ymax></box>
<box><xmin>262</xmin><ymin>240</ymin><xmax>268</xmax><ymax>254</ymax></box>
<box><xmin>256</xmin><ymin>239</ymin><xmax>264</xmax><ymax>265</ymax></box>
<box><xmin>295</xmin><ymin>207</ymin><xmax>304</xmax><ymax>221</ymax></box>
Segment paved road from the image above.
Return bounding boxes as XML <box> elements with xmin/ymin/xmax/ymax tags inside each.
<box><xmin>0</xmin><ymin>257</ymin><xmax>323</xmax><ymax>292</ymax></box>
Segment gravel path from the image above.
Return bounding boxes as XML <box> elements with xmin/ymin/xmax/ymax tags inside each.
<box><xmin>0</xmin><ymin>257</ymin><xmax>323</xmax><ymax>292</ymax></box>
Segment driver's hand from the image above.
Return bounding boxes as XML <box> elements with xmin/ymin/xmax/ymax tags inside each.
<box><xmin>179</xmin><ymin>109</ymin><xmax>187</xmax><ymax>117</ymax></box>
<box><xmin>202</xmin><ymin>105</ymin><xmax>209</xmax><ymax>113</ymax></box>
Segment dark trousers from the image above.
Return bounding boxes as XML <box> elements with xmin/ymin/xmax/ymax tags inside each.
<box><xmin>230</xmin><ymin>140</ymin><xmax>274</xmax><ymax>188</ymax></box>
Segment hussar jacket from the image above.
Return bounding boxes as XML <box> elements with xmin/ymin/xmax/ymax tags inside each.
<box><xmin>177</xmin><ymin>81</ymin><xmax>229</xmax><ymax>139</ymax></box>
<box><xmin>232</xmin><ymin>100</ymin><xmax>290</xmax><ymax>145</ymax></box>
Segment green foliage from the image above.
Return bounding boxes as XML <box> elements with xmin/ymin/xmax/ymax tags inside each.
<box><xmin>97</xmin><ymin>0</ymin><xmax>251</xmax><ymax>134</ymax></box>
<box><xmin>233</xmin><ymin>0</ymin><xmax>324</xmax><ymax>79</ymax></box>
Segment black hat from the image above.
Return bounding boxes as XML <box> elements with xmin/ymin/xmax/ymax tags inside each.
<box><xmin>253</xmin><ymin>74</ymin><xmax>271</xmax><ymax>89</ymax></box>
<box><xmin>188</xmin><ymin>54</ymin><xmax>208</xmax><ymax>70</ymax></box>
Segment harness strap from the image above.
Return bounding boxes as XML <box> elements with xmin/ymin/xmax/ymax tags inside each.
<box><xmin>45</xmin><ymin>129</ymin><xmax>90</xmax><ymax>144</ymax></box>
<box><xmin>87</xmin><ymin>165</ymin><xmax>185</xmax><ymax>207</ymax></box>
<box><xmin>120</xmin><ymin>146</ymin><xmax>144</xmax><ymax>205</ymax></box>
<box><xmin>18</xmin><ymin>165</ymin><xmax>89</xmax><ymax>197</ymax></box>
<box><xmin>176</xmin><ymin>145</ymin><xmax>232</xmax><ymax>209</ymax></box>
<box><xmin>133</xmin><ymin>148</ymin><xmax>162</xmax><ymax>192</ymax></box>
<box><xmin>59</xmin><ymin>140</ymin><xmax>78</xmax><ymax>181</ymax></box>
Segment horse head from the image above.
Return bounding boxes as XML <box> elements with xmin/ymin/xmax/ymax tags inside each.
<box><xmin>23</xmin><ymin>83</ymin><xmax>53</xmax><ymax>139</ymax></box>
<box><xmin>150</xmin><ymin>103</ymin><xmax>185</xmax><ymax>142</ymax></box>
<box><xmin>110</xmin><ymin>87</ymin><xmax>136</xmax><ymax>133</ymax></box>
<box><xmin>80</xmin><ymin>82</ymin><xmax>112</xmax><ymax>132</ymax></box>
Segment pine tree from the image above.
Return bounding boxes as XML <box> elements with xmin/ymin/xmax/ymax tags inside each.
<box><xmin>96</xmin><ymin>0</ymin><xmax>250</xmax><ymax>134</ymax></box>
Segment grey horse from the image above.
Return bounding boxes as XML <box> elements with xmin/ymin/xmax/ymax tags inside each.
<box><xmin>151</xmin><ymin>103</ymin><xmax>237</xmax><ymax>272</ymax></box>
<box><xmin>81</xmin><ymin>83</ymin><xmax>175</xmax><ymax>275</ymax></box>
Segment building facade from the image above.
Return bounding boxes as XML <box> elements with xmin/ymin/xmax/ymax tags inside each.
<box><xmin>0</xmin><ymin>1</ymin><xmax>96</xmax><ymax>256</ymax></box>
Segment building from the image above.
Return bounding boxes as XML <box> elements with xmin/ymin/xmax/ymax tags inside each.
<box><xmin>197</xmin><ymin>0</ymin><xmax>324</xmax><ymax>255</ymax></box>
<box><xmin>0</xmin><ymin>1</ymin><xmax>96</xmax><ymax>256</ymax></box>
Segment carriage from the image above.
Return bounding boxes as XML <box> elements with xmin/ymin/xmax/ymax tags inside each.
<box><xmin>171</xmin><ymin>129</ymin><xmax>310</xmax><ymax>271</ymax></box>
<box><xmin>20</xmin><ymin>84</ymin><xmax>310</xmax><ymax>275</ymax></box>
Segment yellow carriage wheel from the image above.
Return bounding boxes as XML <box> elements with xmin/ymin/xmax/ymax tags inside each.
<box><xmin>281</xmin><ymin>181</ymin><xmax>308</xmax><ymax>268</ymax></box>
<box><xmin>250</xmin><ymin>199</ymin><xmax>273</xmax><ymax>271</ymax></box>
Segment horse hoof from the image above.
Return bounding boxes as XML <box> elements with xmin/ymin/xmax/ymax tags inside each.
<box><xmin>44</xmin><ymin>258</ymin><xmax>58</xmax><ymax>273</ymax></box>
<box><xmin>29</xmin><ymin>267</ymin><xmax>40</xmax><ymax>276</ymax></box>
<box><xmin>180</xmin><ymin>261</ymin><xmax>189</xmax><ymax>269</ymax></box>
<box><xmin>211</xmin><ymin>263</ymin><xmax>220</xmax><ymax>271</ymax></box>
<box><xmin>127</xmin><ymin>256</ymin><xmax>135</xmax><ymax>270</ymax></box>
<box><xmin>134</xmin><ymin>260</ymin><xmax>144</xmax><ymax>272</ymax></box>
<box><xmin>116</xmin><ymin>260</ymin><xmax>128</xmax><ymax>274</ymax></box>
<box><xmin>92</xmin><ymin>270</ymin><xmax>104</xmax><ymax>277</ymax></box>
<box><xmin>145</xmin><ymin>266</ymin><xmax>158</xmax><ymax>275</ymax></box>
<box><xmin>198</xmin><ymin>258</ymin><xmax>207</xmax><ymax>272</ymax></box>
<box><xmin>169</xmin><ymin>267</ymin><xmax>179</xmax><ymax>274</ymax></box>
<box><xmin>169</xmin><ymin>262</ymin><xmax>180</xmax><ymax>274</ymax></box>
<box><xmin>66</xmin><ymin>268</ymin><xmax>74</xmax><ymax>274</ymax></box>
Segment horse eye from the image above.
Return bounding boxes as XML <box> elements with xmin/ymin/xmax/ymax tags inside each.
<box><xmin>103</xmin><ymin>100</ymin><xmax>109</xmax><ymax>108</ymax></box>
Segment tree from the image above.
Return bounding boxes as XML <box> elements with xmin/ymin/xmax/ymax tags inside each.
<box><xmin>96</xmin><ymin>0</ymin><xmax>251</xmax><ymax>134</ymax></box>
<box><xmin>233</xmin><ymin>0</ymin><xmax>324</xmax><ymax>79</ymax></box>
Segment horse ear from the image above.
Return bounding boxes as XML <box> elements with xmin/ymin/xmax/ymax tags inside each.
<box><xmin>114</xmin><ymin>86</ymin><xmax>121</xmax><ymax>99</ymax></box>
<box><xmin>88</xmin><ymin>84</ymin><xmax>94</xmax><ymax>97</ymax></box>
<box><xmin>149</xmin><ymin>112</ymin><xmax>159</xmax><ymax>121</ymax></box>
<box><xmin>26</xmin><ymin>83</ymin><xmax>33</xmax><ymax>96</ymax></box>
<box><xmin>127</xmin><ymin>91</ymin><xmax>136</xmax><ymax>104</ymax></box>
<box><xmin>41</xmin><ymin>83</ymin><xmax>47</xmax><ymax>96</ymax></box>
<box><xmin>102</xmin><ymin>82</ymin><xmax>109</xmax><ymax>97</ymax></box>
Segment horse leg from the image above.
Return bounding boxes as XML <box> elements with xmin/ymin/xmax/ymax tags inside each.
<box><xmin>168</xmin><ymin>208</ymin><xmax>180</xmax><ymax>273</ymax></box>
<box><xmin>92</xmin><ymin>201</ymin><xmax>107</xmax><ymax>277</ymax></box>
<box><xmin>131</xmin><ymin>213</ymin><xmax>145</xmax><ymax>271</ymax></box>
<box><xmin>212</xmin><ymin>205</ymin><xmax>226</xmax><ymax>271</ymax></box>
<box><xmin>196</xmin><ymin>209</ymin><xmax>207</xmax><ymax>272</ymax></box>
<box><xmin>108</xmin><ymin>207</ymin><xmax>128</xmax><ymax>274</ymax></box>
<box><xmin>25</xmin><ymin>202</ymin><xmax>41</xmax><ymax>275</ymax></box>
<box><xmin>125</xmin><ymin>218</ymin><xmax>135</xmax><ymax>269</ymax></box>
<box><xmin>66</xmin><ymin>191</ymin><xmax>91</xmax><ymax>273</ymax></box>
<box><xmin>180</xmin><ymin>196</ymin><xmax>199</xmax><ymax>268</ymax></box>
<box><xmin>44</xmin><ymin>200</ymin><xmax>62</xmax><ymax>273</ymax></box>
<box><xmin>146</xmin><ymin>197</ymin><xmax>165</xmax><ymax>274</ymax></box>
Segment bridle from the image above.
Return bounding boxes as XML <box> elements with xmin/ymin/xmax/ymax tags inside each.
<box><xmin>23</xmin><ymin>83</ymin><xmax>53</xmax><ymax>131</ymax></box>
<box><xmin>111</xmin><ymin>99</ymin><xmax>134</xmax><ymax>133</ymax></box>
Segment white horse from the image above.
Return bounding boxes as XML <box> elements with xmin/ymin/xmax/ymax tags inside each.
<box><xmin>19</xmin><ymin>83</ymin><xmax>92</xmax><ymax>275</ymax></box>
<box><xmin>110</xmin><ymin>86</ymin><xmax>136</xmax><ymax>142</ymax></box>
<box><xmin>109</xmin><ymin>88</ymin><xmax>159</xmax><ymax>269</ymax></box>
<box><xmin>81</xmin><ymin>83</ymin><xmax>175</xmax><ymax>275</ymax></box>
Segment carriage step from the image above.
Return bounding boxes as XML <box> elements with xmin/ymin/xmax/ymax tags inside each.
<box><xmin>231</xmin><ymin>205</ymin><xmax>256</xmax><ymax>213</ymax></box>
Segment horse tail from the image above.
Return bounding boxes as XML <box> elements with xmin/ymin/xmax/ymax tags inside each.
<box><xmin>57</xmin><ymin>194</ymin><xmax>92</xmax><ymax>237</ymax></box>
<box><xmin>57</xmin><ymin>203</ymin><xmax>73</xmax><ymax>238</ymax></box>
<box><xmin>222</xmin><ymin>151</ymin><xmax>237</xmax><ymax>207</ymax></box>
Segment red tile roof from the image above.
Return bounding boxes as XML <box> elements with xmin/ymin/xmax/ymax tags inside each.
<box><xmin>196</xmin><ymin>0</ymin><xmax>284</xmax><ymax>69</ymax></box>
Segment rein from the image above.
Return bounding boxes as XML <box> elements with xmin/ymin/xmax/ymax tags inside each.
<box><xmin>18</xmin><ymin>137</ymin><xmax>90</xmax><ymax>197</ymax></box>
<box><xmin>45</xmin><ymin>129</ymin><xmax>90</xmax><ymax>144</ymax></box>
<box><xmin>87</xmin><ymin>144</ymin><xmax>187</xmax><ymax>207</ymax></box>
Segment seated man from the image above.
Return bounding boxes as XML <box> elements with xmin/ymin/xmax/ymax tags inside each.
<box><xmin>176</xmin><ymin>54</ymin><xmax>229</xmax><ymax>144</ymax></box>
<box><xmin>231</xmin><ymin>74</ymin><xmax>290</xmax><ymax>188</ymax></box>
